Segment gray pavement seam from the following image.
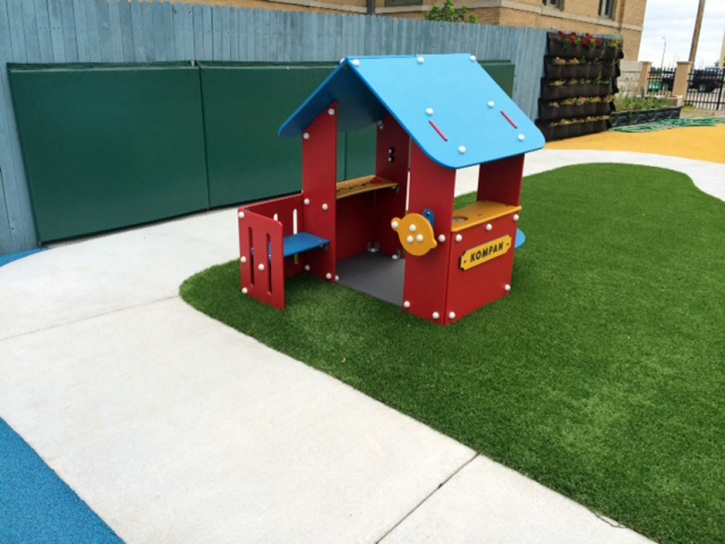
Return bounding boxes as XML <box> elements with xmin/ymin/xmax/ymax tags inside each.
<box><xmin>376</xmin><ymin>452</ymin><xmax>480</xmax><ymax>544</ymax></box>
<box><xmin>0</xmin><ymin>294</ymin><xmax>180</xmax><ymax>342</ymax></box>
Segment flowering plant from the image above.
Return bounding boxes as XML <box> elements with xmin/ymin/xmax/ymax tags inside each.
<box><xmin>581</xmin><ymin>33</ymin><xmax>603</xmax><ymax>50</ymax></box>
<box><xmin>557</xmin><ymin>31</ymin><xmax>602</xmax><ymax>50</ymax></box>
<box><xmin>558</xmin><ymin>30</ymin><xmax>580</xmax><ymax>46</ymax></box>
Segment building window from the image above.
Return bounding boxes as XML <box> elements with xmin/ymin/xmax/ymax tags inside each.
<box><xmin>542</xmin><ymin>0</ymin><xmax>563</xmax><ymax>9</ymax></box>
<box><xmin>386</xmin><ymin>0</ymin><xmax>422</xmax><ymax>5</ymax></box>
<box><xmin>599</xmin><ymin>0</ymin><xmax>616</xmax><ymax>19</ymax></box>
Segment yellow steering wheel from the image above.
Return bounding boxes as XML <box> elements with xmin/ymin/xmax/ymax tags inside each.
<box><xmin>391</xmin><ymin>213</ymin><xmax>437</xmax><ymax>256</ymax></box>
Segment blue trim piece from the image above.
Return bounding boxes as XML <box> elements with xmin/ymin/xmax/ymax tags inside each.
<box><xmin>0</xmin><ymin>247</ymin><xmax>47</xmax><ymax>267</ymax></box>
<box><xmin>279</xmin><ymin>54</ymin><xmax>545</xmax><ymax>169</ymax></box>
<box><xmin>0</xmin><ymin>418</ymin><xmax>123</xmax><ymax>543</ymax></box>
<box><xmin>284</xmin><ymin>232</ymin><xmax>329</xmax><ymax>257</ymax></box>
<box><xmin>515</xmin><ymin>228</ymin><xmax>526</xmax><ymax>249</ymax></box>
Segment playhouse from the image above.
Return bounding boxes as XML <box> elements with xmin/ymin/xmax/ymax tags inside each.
<box><xmin>237</xmin><ymin>54</ymin><xmax>545</xmax><ymax>325</ymax></box>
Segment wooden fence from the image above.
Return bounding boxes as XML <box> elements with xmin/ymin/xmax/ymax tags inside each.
<box><xmin>0</xmin><ymin>0</ymin><xmax>547</xmax><ymax>255</ymax></box>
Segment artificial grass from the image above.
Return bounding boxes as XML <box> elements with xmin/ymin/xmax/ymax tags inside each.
<box><xmin>180</xmin><ymin>164</ymin><xmax>725</xmax><ymax>544</ymax></box>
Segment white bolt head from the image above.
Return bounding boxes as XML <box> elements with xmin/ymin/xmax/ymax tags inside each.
<box><xmin>258</xmin><ymin>263</ymin><xmax>265</xmax><ymax>271</ymax></box>
<box><xmin>406</xmin><ymin>235</ymin><xmax>414</xmax><ymax>244</ymax></box>
<box><xmin>438</xmin><ymin>234</ymin><xmax>446</xmax><ymax>243</ymax></box>
<box><xmin>238</xmin><ymin>211</ymin><xmax>245</xmax><ymax>219</ymax></box>
<box><xmin>326</xmin><ymin>273</ymin><xmax>332</xmax><ymax>280</ymax></box>
<box><xmin>486</xmin><ymin>223</ymin><xmax>493</xmax><ymax>232</ymax></box>
<box><xmin>488</xmin><ymin>101</ymin><xmax>495</xmax><ymax>108</ymax></box>
<box><xmin>455</xmin><ymin>234</ymin><xmax>463</xmax><ymax>242</ymax></box>
<box><xmin>304</xmin><ymin>265</ymin><xmax>310</xmax><ymax>271</ymax></box>
<box><xmin>449</xmin><ymin>311</ymin><xmax>456</xmax><ymax>319</ymax></box>
<box><xmin>513</xmin><ymin>214</ymin><xmax>520</xmax><ymax>222</ymax></box>
<box><xmin>417</xmin><ymin>56</ymin><xmax>425</xmax><ymax>64</ymax></box>
<box><xmin>322</xmin><ymin>203</ymin><xmax>329</xmax><ymax>211</ymax></box>
<box><xmin>409</xmin><ymin>224</ymin><xmax>417</xmax><ymax>232</ymax></box>
<box><xmin>458</xmin><ymin>145</ymin><xmax>467</xmax><ymax>154</ymax></box>
<box><xmin>391</xmin><ymin>220</ymin><xmax>399</xmax><ymax>229</ymax></box>
<box><xmin>241</xmin><ymin>256</ymin><xmax>247</xmax><ymax>264</ymax></box>
<box><xmin>242</xmin><ymin>287</ymin><xmax>248</xmax><ymax>294</ymax></box>
<box><xmin>351</xmin><ymin>59</ymin><xmax>360</xmax><ymax>67</ymax></box>
<box><xmin>328</xmin><ymin>108</ymin><xmax>335</xmax><ymax>116</ymax></box>
<box><xmin>432</xmin><ymin>312</ymin><xmax>440</xmax><ymax>320</ymax></box>
<box><xmin>426</xmin><ymin>108</ymin><xmax>434</xmax><ymax>116</ymax></box>
<box><xmin>303</xmin><ymin>132</ymin><xmax>310</xmax><ymax>140</ymax></box>
<box><xmin>304</xmin><ymin>198</ymin><xmax>310</xmax><ymax>205</ymax></box>
<box><xmin>392</xmin><ymin>254</ymin><xmax>399</xmax><ymax>260</ymax></box>
<box><xmin>470</xmin><ymin>55</ymin><xmax>477</xmax><ymax>62</ymax></box>
<box><xmin>416</xmin><ymin>234</ymin><xmax>424</xmax><ymax>242</ymax></box>
<box><xmin>505</xmin><ymin>284</ymin><xmax>511</xmax><ymax>292</ymax></box>
<box><xmin>403</xmin><ymin>300</ymin><xmax>411</xmax><ymax>308</ymax></box>
<box><xmin>335</xmin><ymin>275</ymin><xmax>340</xmax><ymax>282</ymax></box>
<box><xmin>518</xmin><ymin>134</ymin><xmax>525</xmax><ymax>142</ymax></box>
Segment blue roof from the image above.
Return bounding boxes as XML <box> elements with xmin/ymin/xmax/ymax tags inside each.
<box><xmin>279</xmin><ymin>54</ymin><xmax>545</xmax><ymax>169</ymax></box>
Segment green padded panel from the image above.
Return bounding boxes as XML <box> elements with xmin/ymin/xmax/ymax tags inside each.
<box><xmin>199</xmin><ymin>63</ymin><xmax>338</xmax><ymax>207</ymax></box>
<box><xmin>8</xmin><ymin>64</ymin><xmax>208</xmax><ymax>243</ymax></box>
<box><xmin>481</xmin><ymin>61</ymin><xmax>515</xmax><ymax>98</ymax></box>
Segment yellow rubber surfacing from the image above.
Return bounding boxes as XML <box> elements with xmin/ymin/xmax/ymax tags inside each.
<box><xmin>545</xmin><ymin>124</ymin><xmax>725</xmax><ymax>165</ymax></box>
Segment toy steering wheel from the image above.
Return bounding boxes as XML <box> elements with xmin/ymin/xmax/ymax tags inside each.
<box><xmin>391</xmin><ymin>213</ymin><xmax>437</xmax><ymax>256</ymax></box>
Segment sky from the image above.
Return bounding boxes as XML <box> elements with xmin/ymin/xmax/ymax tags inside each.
<box><xmin>638</xmin><ymin>0</ymin><xmax>725</xmax><ymax>68</ymax></box>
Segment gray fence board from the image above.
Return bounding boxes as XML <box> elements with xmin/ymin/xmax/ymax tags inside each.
<box><xmin>0</xmin><ymin>0</ymin><xmax>548</xmax><ymax>255</ymax></box>
<box><xmin>60</xmin><ymin>0</ymin><xmax>78</xmax><ymax>62</ymax></box>
<box><xmin>48</xmin><ymin>0</ymin><xmax>68</xmax><ymax>62</ymax></box>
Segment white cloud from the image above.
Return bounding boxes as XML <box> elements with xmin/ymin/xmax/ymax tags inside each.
<box><xmin>638</xmin><ymin>0</ymin><xmax>725</xmax><ymax>68</ymax></box>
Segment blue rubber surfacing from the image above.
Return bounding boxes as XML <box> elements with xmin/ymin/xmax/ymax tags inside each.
<box><xmin>0</xmin><ymin>248</ymin><xmax>47</xmax><ymax>267</ymax></box>
<box><xmin>0</xmin><ymin>418</ymin><xmax>122</xmax><ymax>543</ymax></box>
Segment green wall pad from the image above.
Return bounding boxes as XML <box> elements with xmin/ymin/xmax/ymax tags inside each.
<box><xmin>200</xmin><ymin>63</ymin><xmax>339</xmax><ymax>208</ymax></box>
<box><xmin>8</xmin><ymin>64</ymin><xmax>209</xmax><ymax>243</ymax></box>
<box><xmin>481</xmin><ymin>61</ymin><xmax>515</xmax><ymax>98</ymax></box>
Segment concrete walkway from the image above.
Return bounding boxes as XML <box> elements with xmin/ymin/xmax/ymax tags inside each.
<box><xmin>2</xmin><ymin>150</ymin><xmax>722</xmax><ymax>543</ymax></box>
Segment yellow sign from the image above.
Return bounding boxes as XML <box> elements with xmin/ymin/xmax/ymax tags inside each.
<box><xmin>459</xmin><ymin>235</ymin><xmax>512</xmax><ymax>270</ymax></box>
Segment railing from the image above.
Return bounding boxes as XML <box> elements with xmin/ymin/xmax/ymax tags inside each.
<box><xmin>685</xmin><ymin>68</ymin><xmax>725</xmax><ymax>110</ymax></box>
<box><xmin>647</xmin><ymin>65</ymin><xmax>724</xmax><ymax>110</ymax></box>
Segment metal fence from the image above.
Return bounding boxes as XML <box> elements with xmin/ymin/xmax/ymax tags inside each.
<box><xmin>0</xmin><ymin>0</ymin><xmax>548</xmax><ymax>256</ymax></box>
<box><xmin>647</xmin><ymin>65</ymin><xmax>725</xmax><ymax>110</ymax></box>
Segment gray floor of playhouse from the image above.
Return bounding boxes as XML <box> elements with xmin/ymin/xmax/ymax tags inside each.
<box><xmin>336</xmin><ymin>252</ymin><xmax>405</xmax><ymax>307</ymax></box>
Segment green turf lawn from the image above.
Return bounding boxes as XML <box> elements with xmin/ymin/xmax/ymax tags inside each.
<box><xmin>180</xmin><ymin>164</ymin><xmax>725</xmax><ymax>544</ymax></box>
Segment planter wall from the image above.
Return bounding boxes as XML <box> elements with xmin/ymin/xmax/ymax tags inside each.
<box><xmin>541</xmin><ymin>82</ymin><xmax>611</xmax><ymax>100</ymax></box>
<box><xmin>538</xmin><ymin>31</ymin><xmax>623</xmax><ymax>141</ymax></box>
<box><xmin>544</xmin><ymin>59</ymin><xmax>618</xmax><ymax>80</ymax></box>
<box><xmin>539</xmin><ymin>101</ymin><xmax>612</xmax><ymax>121</ymax></box>
<box><xmin>546</xmin><ymin>35</ymin><xmax>620</xmax><ymax>61</ymax></box>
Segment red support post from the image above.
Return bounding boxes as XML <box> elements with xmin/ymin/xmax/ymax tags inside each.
<box><xmin>374</xmin><ymin>115</ymin><xmax>410</xmax><ymax>256</ymax></box>
<box><xmin>402</xmin><ymin>143</ymin><xmax>455</xmax><ymax>324</ymax></box>
<box><xmin>302</xmin><ymin>102</ymin><xmax>338</xmax><ymax>282</ymax></box>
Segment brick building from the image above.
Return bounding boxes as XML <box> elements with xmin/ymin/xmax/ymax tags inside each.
<box><xmin>197</xmin><ymin>0</ymin><xmax>647</xmax><ymax>60</ymax></box>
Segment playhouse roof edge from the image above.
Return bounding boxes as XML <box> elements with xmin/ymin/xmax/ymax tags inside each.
<box><xmin>279</xmin><ymin>54</ymin><xmax>545</xmax><ymax>169</ymax></box>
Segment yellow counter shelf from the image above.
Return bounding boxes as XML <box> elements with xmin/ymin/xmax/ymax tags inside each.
<box><xmin>451</xmin><ymin>200</ymin><xmax>521</xmax><ymax>232</ymax></box>
<box><xmin>336</xmin><ymin>175</ymin><xmax>399</xmax><ymax>200</ymax></box>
